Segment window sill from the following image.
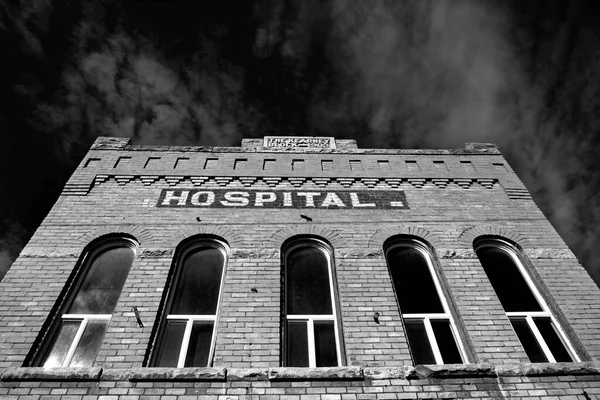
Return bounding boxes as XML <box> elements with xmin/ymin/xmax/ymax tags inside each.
<box><xmin>2</xmin><ymin>363</ymin><xmax>600</xmax><ymax>382</ymax></box>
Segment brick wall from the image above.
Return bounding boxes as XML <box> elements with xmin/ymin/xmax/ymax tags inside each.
<box><xmin>1</xmin><ymin>136</ymin><xmax>599</xmax><ymax>398</ymax></box>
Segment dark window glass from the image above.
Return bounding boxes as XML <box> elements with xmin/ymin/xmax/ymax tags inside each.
<box><xmin>431</xmin><ymin>320</ymin><xmax>462</xmax><ymax>364</ymax></box>
<box><xmin>156</xmin><ymin>321</ymin><xmax>186</xmax><ymax>367</ymax></box>
<box><xmin>286</xmin><ymin>247</ymin><xmax>332</xmax><ymax>315</ymax></box>
<box><xmin>314</xmin><ymin>321</ymin><xmax>337</xmax><ymax>367</ymax></box>
<box><xmin>171</xmin><ymin>248</ymin><xmax>224</xmax><ymax>315</ymax></box>
<box><xmin>510</xmin><ymin>318</ymin><xmax>547</xmax><ymax>362</ymax></box>
<box><xmin>43</xmin><ymin>320</ymin><xmax>80</xmax><ymax>368</ymax></box>
<box><xmin>476</xmin><ymin>247</ymin><xmax>542</xmax><ymax>312</ymax></box>
<box><xmin>184</xmin><ymin>322</ymin><xmax>215</xmax><ymax>367</ymax></box>
<box><xmin>68</xmin><ymin>247</ymin><xmax>134</xmax><ymax>314</ymax></box>
<box><xmin>534</xmin><ymin>318</ymin><xmax>572</xmax><ymax>362</ymax></box>
<box><xmin>404</xmin><ymin>320</ymin><xmax>436</xmax><ymax>365</ymax></box>
<box><xmin>387</xmin><ymin>247</ymin><xmax>444</xmax><ymax>314</ymax></box>
<box><xmin>69</xmin><ymin>319</ymin><xmax>109</xmax><ymax>367</ymax></box>
<box><xmin>287</xmin><ymin>321</ymin><xmax>309</xmax><ymax>367</ymax></box>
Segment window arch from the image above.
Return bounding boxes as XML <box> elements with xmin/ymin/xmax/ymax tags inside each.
<box><xmin>34</xmin><ymin>237</ymin><xmax>137</xmax><ymax>367</ymax></box>
<box><xmin>151</xmin><ymin>238</ymin><xmax>228</xmax><ymax>367</ymax></box>
<box><xmin>475</xmin><ymin>238</ymin><xmax>579</xmax><ymax>363</ymax></box>
<box><xmin>283</xmin><ymin>237</ymin><xmax>342</xmax><ymax>367</ymax></box>
<box><xmin>384</xmin><ymin>237</ymin><xmax>466</xmax><ymax>365</ymax></box>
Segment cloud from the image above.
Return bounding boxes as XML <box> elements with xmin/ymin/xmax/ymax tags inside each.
<box><xmin>1</xmin><ymin>0</ymin><xmax>600</xmax><ymax>288</ymax></box>
<box><xmin>271</xmin><ymin>0</ymin><xmax>600</xmax><ymax>283</ymax></box>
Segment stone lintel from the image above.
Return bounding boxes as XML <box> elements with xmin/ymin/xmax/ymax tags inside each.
<box><xmin>496</xmin><ymin>362</ymin><xmax>600</xmax><ymax>377</ymax></box>
<box><xmin>0</xmin><ymin>367</ymin><xmax>101</xmax><ymax>381</ymax></box>
<box><xmin>363</xmin><ymin>367</ymin><xmax>404</xmax><ymax>380</ymax></box>
<box><xmin>227</xmin><ymin>368</ymin><xmax>269</xmax><ymax>381</ymax></box>
<box><xmin>128</xmin><ymin>367</ymin><xmax>226</xmax><ymax>381</ymax></box>
<box><xmin>406</xmin><ymin>364</ymin><xmax>496</xmax><ymax>380</ymax></box>
<box><xmin>90</xmin><ymin>136</ymin><xmax>131</xmax><ymax>150</ymax></box>
<box><xmin>268</xmin><ymin>367</ymin><xmax>363</xmax><ymax>381</ymax></box>
<box><xmin>2</xmin><ymin>363</ymin><xmax>599</xmax><ymax>382</ymax></box>
<box><xmin>464</xmin><ymin>142</ymin><xmax>500</xmax><ymax>153</ymax></box>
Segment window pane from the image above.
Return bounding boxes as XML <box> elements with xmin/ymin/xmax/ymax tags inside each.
<box><xmin>43</xmin><ymin>320</ymin><xmax>80</xmax><ymax>368</ymax></box>
<box><xmin>404</xmin><ymin>319</ymin><xmax>436</xmax><ymax>365</ymax></box>
<box><xmin>534</xmin><ymin>318</ymin><xmax>572</xmax><ymax>362</ymax></box>
<box><xmin>431</xmin><ymin>319</ymin><xmax>462</xmax><ymax>364</ymax></box>
<box><xmin>69</xmin><ymin>319</ymin><xmax>109</xmax><ymax>367</ymax></box>
<box><xmin>69</xmin><ymin>247</ymin><xmax>134</xmax><ymax>314</ymax></box>
<box><xmin>156</xmin><ymin>320</ymin><xmax>186</xmax><ymax>367</ymax></box>
<box><xmin>171</xmin><ymin>248</ymin><xmax>224</xmax><ymax>315</ymax></box>
<box><xmin>287</xmin><ymin>321</ymin><xmax>309</xmax><ymax>367</ymax></box>
<box><xmin>510</xmin><ymin>318</ymin><xmax>548</xmax><ymax>362</ymax></box>
<box><xmin>286</xmin><ymin>247</ymin><xmax>333</xmax><ymax>315</ymax></box>
<box><xmin>387</xmin><ymin>247</ymin><xmax>444</xmax><ymax>314</ymax></box>
<box><xmin>314</xmin><ymin>321</ymin><xmax>338</xmax><ymax>367</ymax></box>
<box><xmin>476</xmin><ymin>247</ymin><xmax>542</xmax><ymax>312</ymax></box>
<box><xmin>184</xmin><ymin>321</ymin><xmax>214</xmax><ymax>367</ymax></box>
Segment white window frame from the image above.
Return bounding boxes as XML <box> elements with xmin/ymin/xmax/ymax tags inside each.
<box><xmin>386</xmin><ymin>241</ymin><xmax>468</xmax><ymax>365</ymax></box>
<box><xmin>284</xmin><ymin>239</ymin><xmax>342</xmax><ymax>367</ymax></box>
<box><xmin>476</xmin><ymin>240</ymin><xmax>580</xmax><ymax>363</ymax></box>
<box><xmin>38</xmin><ymin>238</ymin><xmax>137</xmax><ymax>368</ymax></box>
<box><xmin>157</xmin><ymin>240</ymin><xmax>228</xmax><ymax>368</ymax></box>
<box><xmin>46</xmin><ymin>314</ymin><xmax>112</xmax><ymax>368</ymax></box>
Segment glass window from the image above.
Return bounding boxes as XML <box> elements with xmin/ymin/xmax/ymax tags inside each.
<box><xmin>38</xmin><ymin>240</ymin><xmax>135</xmax><ymax>367</ymax></box>
<box><xmin>284</xmin><ymin>239</ymin><xmax>342</xmax><ymax>367</ymax></box>
<box><xmin>152</xmin><ymin>241</ymin><xmax>227</xmax><ymax>367</ymax></box>
<box><xmin>476</xmin><ymin>240</ymin><xmax>578</xmax><ymax>363</ymax></box>
<box><xmin>385</xmin><ymin>240</ymin><xmax>465</xmax><ymax>365</ymax></box>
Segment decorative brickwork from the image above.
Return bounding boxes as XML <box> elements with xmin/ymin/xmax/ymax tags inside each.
<box><xmin>166</xmin><ymin>226</ymin><xmax>245</xmax><ymax>249</ymax></box>
<box><xmin>63</xmin><ymin>174</ymin><xmax>500</xmax><ymax>196</ymax></box>
<box><xmin>76</xmin><ymin>226</ymin><xmax>154</xmax><ymax>247</ymax></box>
<box><xmin>368</xmin><ymin>225</ymin><xmax>444</xmax><ymax>250</ymax></box>
<box><xmin>457</xmin><ymin>225</ymin><xmax>531</xmax><ymax>248</ymax></box>
<box><xmin>270</xmin><ymin>225</ymin><xmax>345</xmax><ymax>249</ymax></box>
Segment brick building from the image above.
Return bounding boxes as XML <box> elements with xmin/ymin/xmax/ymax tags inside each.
<box><xmin>1</xmin><ymin>135</ymin><xmax>600</xmax><ymax>399</ymax></box>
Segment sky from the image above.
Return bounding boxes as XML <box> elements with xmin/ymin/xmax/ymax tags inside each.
<box><xmin>1</xmin><ymin>0</ymin><xmax>600</xmax><ymax>286</ymax></box>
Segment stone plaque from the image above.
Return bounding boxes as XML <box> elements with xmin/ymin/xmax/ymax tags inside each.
<box><xmin>263</xmin><ymin>136</ymin><xmax>336</xmax><ymax>149</ymax></box>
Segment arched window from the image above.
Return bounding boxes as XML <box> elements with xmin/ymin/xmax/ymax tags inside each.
<box><xmin>475</xmin><ymin>238</ymin><xmax>579</xmax><ymax>363</ymax></box>
<box><xmin>151</xmin><ymin>239</ymin><xmax>227</xmax><ymax>367</ymax></box>
<box><xmin>385</xmin><ymin>239</ymin><xmax>466</xmax><ymax>365</ymax></box>
<box><xmin>35</xmin><ymin>238</ymin><xmax>136</xmax><ymax>367</ymax></box>
<box><xmin>283</xmin><ymin>238</ymin><xmax>342</xmax><ymax>367</ymax></box>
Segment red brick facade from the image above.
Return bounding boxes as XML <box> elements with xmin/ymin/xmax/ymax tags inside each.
<box><xmin>1</xmin><ymin>136</ymin><xmax>599</xmax><ymax>399</ymax></box>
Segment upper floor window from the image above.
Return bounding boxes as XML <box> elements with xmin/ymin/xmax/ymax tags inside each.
<box><xmin>385</xmin><ymin>239</ymin><xmax>466</xmax><ymax>365</ymax></box>
<box><xmin>151</xmin><ymin>239</ymin><xmax>227</xmax><ymax>367</ymax></box>
<box><xmin>36</xmin><ymin>238</ymin><xmax>136</xmax><ymax>367</ymax></box>
<box><xmin>475</xmin><ymin>239</ymin><xmax>579</xmax><ymax>363</ymax></box>
<box><xmin>283</xmin><ymin>238</ymin><xmax>342</xmax><ymax>367</ymax></box>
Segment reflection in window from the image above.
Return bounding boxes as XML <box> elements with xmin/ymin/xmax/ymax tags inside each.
<box><xmin>284</xmin><ymin>239</ymin><xmax>341</xmax><ymax>367</ymax></box>
<box><xmin>152</xmin><ymin>240</ymin><xmax>227</xmax><ymax>367</ymax></box>
<box><xmin>476</xmin><ymin>240</ymin><xmax>578</xmax><ymax>363</ymax></box>
<box><xmin>39</xmin><ymin>241</ymin><xmax>135</xmax><ymax>367</ymax></box>
<box><xmin>385</xmin><ymin>240</ymin><xmax>465</xmax><ymax>365</ymax></box>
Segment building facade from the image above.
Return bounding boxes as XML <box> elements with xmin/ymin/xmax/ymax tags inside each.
<box><xmin>1</xmin><ymin>135</ymin><xmax>600</xmax><ymax>399</ymax></box>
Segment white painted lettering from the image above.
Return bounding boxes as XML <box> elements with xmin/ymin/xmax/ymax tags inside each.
<box><xmin>297</xmin><ymin>192</ymin><xmax>321</xmax><ymax>207</ymax></box>
<box><xmin>191</xmin><ymin>191</ymin><xmax>215</xmax><ymax>206</ymax></box>
<box><xmin>221</xmin><ymin>191</ymin><xmax>250</xmax><ymax>206</ymax></box>
<box><xmin>390</xmin><ymin>201</ymin><xmax>405</xmax><ymax>208</ymax></box>
<box><xmin>350</xmin><ymin>193</ymin><xmax>375</xmax><ymax>207</ymax></box>
<box><xmin>255</xmin><ymin>192</ymin><xmax>276</xmax><ymax>206</ymax></box>
<box><xmin>321</xmin><ymin>192</ymin><xmax>346</xmax><ymax>207</ymax></box>
<box><xmin>283</xmin><ymin>192</ymin><xmax>292</xmax><ymax>207</ymax></box>
<box><xmin>162</xmin><ymin>190</ymin><xmax>189</xmax><ymax>206</ymax></box>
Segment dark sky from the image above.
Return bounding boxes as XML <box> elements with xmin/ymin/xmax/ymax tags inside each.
<box><xmin>2</xmin><ymin>0</ymin><xmax>600</xmax><ymax>286</ymax></box>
